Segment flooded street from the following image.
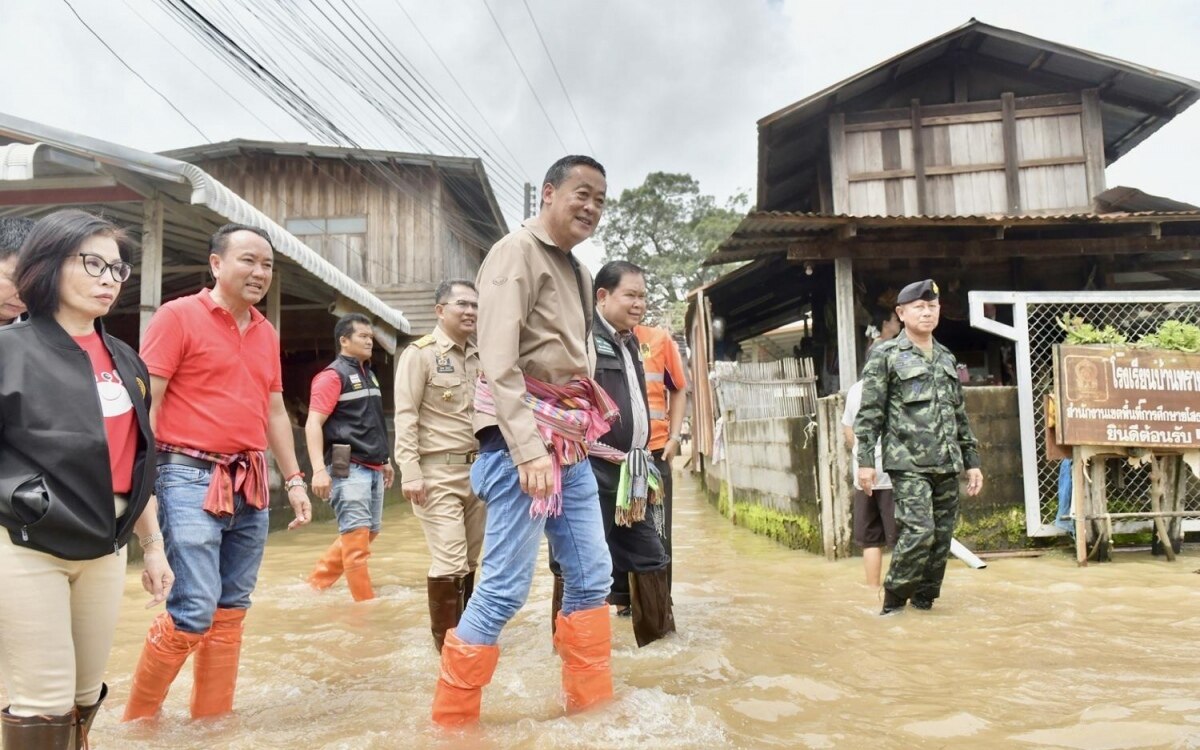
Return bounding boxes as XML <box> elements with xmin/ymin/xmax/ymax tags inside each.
<box><xmin>70</xmin><ymin>472</ymin><xmax>1200</xmax><ymax>749</ymax></box>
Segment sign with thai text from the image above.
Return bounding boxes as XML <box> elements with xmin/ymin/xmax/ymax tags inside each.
<box><xmin>1055</xmin><ymin>345</ymin><xmax>1200</xmax><ymax>448</ymax></box>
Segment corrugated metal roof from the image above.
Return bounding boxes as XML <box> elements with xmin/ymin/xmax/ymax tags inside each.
<box><xmin>708</xmin><ymin>204</ymin><xmax>1200</xmax><ymax>265</ymax></box>
<box><xmin>0</xmin><ymin>114</ymin><xmax>409</xmax><ymax>335</ymax></box>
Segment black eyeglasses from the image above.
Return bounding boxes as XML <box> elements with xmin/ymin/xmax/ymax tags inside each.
<box><xmin>79</xmin><ymin>253</ymin><xmax>133</xmax><ymax>283</ymax></box>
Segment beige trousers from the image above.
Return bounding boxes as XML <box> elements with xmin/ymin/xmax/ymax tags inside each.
<box><xmin>0</xmin><ymin>530</ymin><xmax>127</xmax><ymax>715</ymax></box>
<box><xmin>411</xmin><ymin>462</ymin><xmax>486</xmax><ymax>578</ymax></box>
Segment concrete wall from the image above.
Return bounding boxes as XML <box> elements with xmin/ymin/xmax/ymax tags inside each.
<box><xmin>697</xmin><ymin>385</ymin><xmax>1027</xmax><ymax>554</ymax></box>
<box><xmin>702</xmin><ymin>416</ymin><xmax>825</xmax><ymax>554</ymax></box>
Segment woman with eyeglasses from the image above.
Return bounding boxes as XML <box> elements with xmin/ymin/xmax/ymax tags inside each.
<box><xmin>0</xmin><ymin>209</ymin><xmax>172</xmax><ymax>748</ymax></box>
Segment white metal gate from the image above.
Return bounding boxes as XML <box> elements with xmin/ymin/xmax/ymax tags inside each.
<box><xmin>968</xmin><ymin>291</ymin><xmax>1200</xmax><ymax>537</ymax></box>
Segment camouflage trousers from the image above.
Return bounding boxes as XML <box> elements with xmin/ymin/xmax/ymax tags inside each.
<box><xmin>884</xmin><ymin>471</ymin><xmax>960</xmax><ymax>602</ymax></box>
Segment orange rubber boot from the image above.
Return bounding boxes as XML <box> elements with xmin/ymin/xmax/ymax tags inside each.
<box><xmin>341</xmin><ymin>528</ymin><xmax>375</xmax><ymax>602</ymax></box>
<box><xmin>190</xmin><ymin>608</ymin><xmax>246</xmax><ymax>719</ymax></box>
<box><xmin>431</xmin><ymin>630</ymin><xmax>499</xmax><ymax>728</ymax></box>
<box><xmin>307</xmin><ymin>537</ymin><xmax>344</xmax><ymax>590</ymax></box>
<box><xmin>122</xmin><ymin>612</ymin><xmax>204</xmax><ymax>721</ymax></box>
<box><xmin>553</xmin><ymin>605</ymin><xmax>613</xmax><ymax>713</ymax></box>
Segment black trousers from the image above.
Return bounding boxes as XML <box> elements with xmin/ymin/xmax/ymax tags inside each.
<box><xmin>550</xmin><ymin>477</ymin><xmax>669</xmax><ymax>607</ymax></box>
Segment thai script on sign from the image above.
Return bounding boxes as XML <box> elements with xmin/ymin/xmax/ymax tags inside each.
<box><xmin>1110</xmin><ymin>362</ymin><xmax>1200</xmax><ymax>392</ymax></box>
<box><xmin>1056</xmin><ymin>345</ymin><xmax>1200</xmax><ymax>448</ymax></box>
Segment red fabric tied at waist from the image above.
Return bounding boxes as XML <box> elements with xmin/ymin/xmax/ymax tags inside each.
<box><xmin>158</xmin><ymin>443</ymin><xmax>270</xmax><ymax>518</ymax></box>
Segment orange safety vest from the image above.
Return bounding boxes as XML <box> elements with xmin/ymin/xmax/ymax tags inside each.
<box><xmin>634</xmin><ymin>324</ymin><xmax>686</xmax><ymax>451</ymax></box>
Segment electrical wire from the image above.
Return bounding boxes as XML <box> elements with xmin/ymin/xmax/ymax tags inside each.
<box><xmin>478</xmin><ymin>0</ymin><xmax>570</xmax><ymax>152</ymax></box>
<box><xmin>519</xmin><ymin>0</ymin><xmax>595</xmax><ymax>154</ymax></box>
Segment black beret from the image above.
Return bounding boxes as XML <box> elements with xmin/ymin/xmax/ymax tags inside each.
<box><xmin>896</xmin><ymin>279</ymin><xmax>939</xmax><ymax>305</ymax></box>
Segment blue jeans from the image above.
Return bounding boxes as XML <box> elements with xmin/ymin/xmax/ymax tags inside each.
<box><xmin>329</xmin><ymin>463</ymin><xmax>385</xmax><ymax>534</ymax></box>
<box><xmin>156</xmin><ymin>464</ymin><xmax>270</xmax><ymax>634</ymax></box>
<box><xmin>1055</xmin><ymin>459</ymin><xmax>1075</xmax><ymax>535</ymax></box>
<box><xmin>455</xmin><ymin>451</ymin><xmax>612</xmax><ymax>646</ymax></box>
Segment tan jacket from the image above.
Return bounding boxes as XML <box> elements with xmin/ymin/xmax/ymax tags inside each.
<box><xmin>474</xmin><ymin>217</ymin><xmax>593</xmax><ymax>465</ymax></box>
<box><xmin>393</xmin><ymin>325</ymin><xmax>479</xmax><ymax>482</ymax></box>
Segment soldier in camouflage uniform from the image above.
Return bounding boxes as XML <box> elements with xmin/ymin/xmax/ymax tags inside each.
<box><xmin>853</xmin><ymin>279</ymin><xmax>984</xmax><ymax>615</ymax></box>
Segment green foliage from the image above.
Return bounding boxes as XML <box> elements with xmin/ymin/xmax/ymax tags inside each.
<box><xmin>954</xmin><ymin>507</ymin><xmax>1028</xmax><ymax>550</ymax></box>
<box><xmin>1136</xmin><ymin>320</ymin><xmax>1200</xmax><ymax>352</ymax></box>
<box><xmin>1057</xmin><ymin>314</ymin><xmax>1126</xmax><ymax>345</ymax></box>
<box><xmin>598</xmin><ymin>172</ymin><xmax>748</xmax><ymax>327</ymax></box>
<box><xmin>1059</xmin><ymin>316</ymin><xmax>1200</xmax><ymax>352</ymax></box>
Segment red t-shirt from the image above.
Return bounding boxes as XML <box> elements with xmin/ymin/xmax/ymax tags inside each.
<box><xmin>73</xmin><ymin>332</ymin><xmax>138</xmax><ymax>493</ymax></box>
<box><xmin>140</xmin><ymin>289</ymin><xmax>283</xmax><ymax>454</ymax></box>
<box><xmin>308</xmin><ymin>369</ymin><xmax>342</xmax><ymax>416</ymax></box>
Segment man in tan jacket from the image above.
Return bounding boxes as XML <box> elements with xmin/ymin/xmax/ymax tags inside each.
<box><xmin>431</xmin><ymin>155</ymin><xmax>615</xmax><ymax>727</ymax></box>
<box><xmin>393</xmin><ymin>279</ymin><xmax>484</xmax><ymax>652</ymax></box>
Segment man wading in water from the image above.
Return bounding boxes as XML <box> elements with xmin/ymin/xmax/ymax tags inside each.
<box><xmin>854</xmin><ymin>279</ymin><xmax>983</xmax><ymax>615</ymax></box>
<box><xmin>430</xmin><ymin>156</ymin><xmax>616</xmax><ymax>727</ymax></box>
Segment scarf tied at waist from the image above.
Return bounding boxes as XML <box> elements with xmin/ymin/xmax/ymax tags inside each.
<box><xmin>157</xmin><ymin>442</ymin><xmax>270</xmax><ymax>518</ymax></box>
<box><xmin>474</xmin><ymin>375</ymin><xmax>617</xmax><ymax>518</ymax></box>
<box><xmin>590</xmin><ymin>444</ymin><xmax>664</xmax><ymax>533</ymax></box>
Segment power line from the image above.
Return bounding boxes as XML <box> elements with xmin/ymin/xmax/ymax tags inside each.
<box><xmin>60</xmin><ymin>0</ymin><xmax>209</xmax><ymax>141</ymax></box>
<box><xmin>388</xmin><ymin>0</ymin><xmax>536</xmax><ymax>184</ymax></box>
<box><xmin>519</xmin><ymin>0</ymin><xmax>596</xmax><ymax>154</ymax></box>
<box><xmin>478</xmin><ymin>0</ymin><xmax>570</xmax><ymax>153</ymax></box>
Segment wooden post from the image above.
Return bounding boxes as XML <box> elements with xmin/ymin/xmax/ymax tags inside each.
<box><xmin>828</xmin><ymin>113</ymin><xmax>849</xmax><ymax>214</ymax></box>
<box><xmin>267</xmin><ymin>270</ymin><xmax>282</xmax><ymax>333</ymax></box>
<box><xmin>139</xmin><ymin>194</ymin><xmax>164</xmax><ymax>341</ymax></box>
<box><xmin>1001</xmin><ymin>92</ymin><xmax>1022</xmax><ymax>214</ymax></box>
<box><xmin>1080</xmin><ymin>88</ymin><xmax>1107</xmax><ymax>201</ymax></box>
<box><xmin>834</xmin><ymin>257</ymin><xmax>857</xmax><ymax>392</ymax></box>
<box><xmin>1149</xmin><ymin>455</ymin><xmax>1176</xmax><ymax>562</ymax></box>
<box><xmin>910</xmin><ymin>99</ymin><xmax>928</xmax><ymax>216</ymax></box>
<box><xmin>816</xmin><ymin>399</ymin><xmax>836</xmax><ymax>560</ymax></box>
<box><xmin>1072</xmin><ymin>448</ymin><xmax>1088</xmax><ymax>565</ymax></box>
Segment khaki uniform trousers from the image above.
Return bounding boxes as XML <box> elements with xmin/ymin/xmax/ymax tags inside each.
<box><xmin>411</xmin><ymin>461</ymin><xmax>486</xmax><ymax>578</ymax></box>
<box><xmin>0</xmin><ymin>531</ymin><xmax>127</xmax><ymax>715</ymax></box>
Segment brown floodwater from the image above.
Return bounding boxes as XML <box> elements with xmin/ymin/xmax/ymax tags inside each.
<box><xmin>52</xmin><ymin>473</ymin><xmax>1200</xmax><ymax>748</ymax></box>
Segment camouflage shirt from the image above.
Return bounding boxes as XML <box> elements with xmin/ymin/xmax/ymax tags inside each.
<box><xmin>853</xmin><ymin>331</ymin><xmax>980</xmax><ymax>475</ymax></box>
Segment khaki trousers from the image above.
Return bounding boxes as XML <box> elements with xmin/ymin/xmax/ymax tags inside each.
<box><xmin>411</xmin><ymin>462</ymin><xmax>485</xmax><ymax>577</ymax></box>
<box><xmin>0</xmin><ymin>532</ymin><xmax>127</xmax><ymax>715</ymax></box>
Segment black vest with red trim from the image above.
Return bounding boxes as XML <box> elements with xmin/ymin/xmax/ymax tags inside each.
<box><xmin>321</xmin><ymin>355</ymin><xmax>390</xmax><ymax>465</ymax></box>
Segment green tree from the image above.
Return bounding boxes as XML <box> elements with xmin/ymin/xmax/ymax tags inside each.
<box><xmin>599</xmin><ymin>172</ymin><xmax>747</xmax><ymax>328</ymax></box>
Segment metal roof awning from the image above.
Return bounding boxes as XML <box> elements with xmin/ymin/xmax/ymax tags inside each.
<box><xmin>708</xmin><ymin>199</ymin><xmax>1200</xmax><ymax>266</ymax></box>
<box><xmin>0</xmin><ymin>113</ymin><xmax>410</xmax><ymax>344</ymax></box>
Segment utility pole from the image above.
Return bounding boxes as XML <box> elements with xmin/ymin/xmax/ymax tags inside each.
<box><xmin>523</xmin><ymin>182</ymin><xmax>534</xmax><ymax>219</ymax></box>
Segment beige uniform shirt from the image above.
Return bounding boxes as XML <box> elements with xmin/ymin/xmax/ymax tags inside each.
<box><xmin>474</xmin><ymin>216</ymin><xmax>593</xmax><ymax>465</ymax></box>
<box><xmin>394</xmin><ymin>325</ymin><xmax>479</xmax><ymax>482</ymax></box>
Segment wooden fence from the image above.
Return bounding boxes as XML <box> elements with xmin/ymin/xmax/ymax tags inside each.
<box><xmin>712</xmin><ymin>357</ymin><xmax>819</xmax><ymax>421</ymax></box>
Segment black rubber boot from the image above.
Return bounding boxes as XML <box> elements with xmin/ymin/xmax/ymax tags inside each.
<box><xmin>74</xmin><ymin>684</ymin><xmax>106</xmax><ymax>750</ymax></box>
<box><xmin>1</xmin><ymin>707</ymin><xmax>75</xmax><ymax>750</ymax></box>
<box><xmin>910</xmin><ymin>596</ymin><xmax>934</xmax><ymax>610</ymax></box>
<box><xmin>550</xmin><ymin>574</ymin><xmax>564</xmax><ymax>638</ymax></box>
<box><xmin>629</xmin><ymin>568</ymin><xmax>676</xmax><ymax>648</ymax></box>
<box><xmin>427</xmin><ymin>576</ymin><xmax>463</xmax><ymax>653</ymax></box>
<box><xmin>880</xmin><ymin>588</ymin><xmax>907</xmax><ymax>616</ymax></box>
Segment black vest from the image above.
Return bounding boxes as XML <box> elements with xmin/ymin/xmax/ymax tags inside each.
<box><xmin>320</xmin><ymin>355</ymin><xmax>390</xmax><ymax>465</ymax></box>
<box><xmin>590</xmin><ymin>318</ymin><xmax>648</xmax><ymax>494</ymax></box>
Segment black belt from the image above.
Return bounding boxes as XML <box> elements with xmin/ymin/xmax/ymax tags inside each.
<box><xmin>157</xmin><ymin>452</ymin><xmax>214</xmax><ymax>470</ymax></box>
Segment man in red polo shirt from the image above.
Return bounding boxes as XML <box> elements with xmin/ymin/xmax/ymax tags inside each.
<box><xmin>124</xmin><ymin>223</ymin><xmax>312</xmax><ymax>722</ymax></box>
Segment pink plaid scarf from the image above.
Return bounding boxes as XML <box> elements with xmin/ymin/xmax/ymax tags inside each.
<box><xmin>474</xmin><ymin>375</ymin><xmax>618</xmax><ymax>517</ymax></box>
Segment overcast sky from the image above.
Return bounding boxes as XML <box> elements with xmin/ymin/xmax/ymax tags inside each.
<box><xmin>3</xmin><ymin>0</ymin><xmax>1199</xmax><ymax>272</ymax></box>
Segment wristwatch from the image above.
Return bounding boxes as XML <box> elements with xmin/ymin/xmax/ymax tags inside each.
<box><xmin>139</xmin><ymin>531</ymin><xmax>164</xmax><ymax>549</ymax></box>
<box><xmin>285</xmin><ymin>475</ymin><xmax>307</xmax><ymax>491</ymax></box>
<box><xmin>669</xmin><ymin>434</ymin><xmax>682</xmax><ymax>443</ymax></box>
